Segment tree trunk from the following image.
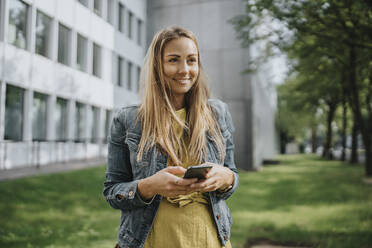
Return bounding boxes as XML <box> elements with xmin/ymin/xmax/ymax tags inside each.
<box><xmin>364</xmin><ymin>136</ymin><xmax>372</xmax><ymax>176</ymax></box>
<box><xmin>341</xmin><ymin>88</ymin><xmax>347</xmax><ymax>161</ymax></box>
<box><xmin>347</xmin><ymin>44</ymin><xmax>360</xmax><ymax>164</ymax></box>
<box><xmin>345</xmin><ymin>44</ymin><xmax>372</xmax><ymax>176</ymax></box>
<box><xmin>322</xmin><ymin>102</ymin><xmax>336</xmax><ymax>160</ymax></box>
<box><xmin>311</xmin><ymin>124</ymin><xmax>317</xmax><ymax>153</ymax></box>
<box><xmin>363</xmin><ymin>66</ymin><xmax>372</xmax><ymax>176</ymax></box>
<box><xmin>350</xmin><ymin>117</ymin><xmax>358</xmax><ymax>164</ymax></box>
<box><xmin>279</xmin><ymin>130</ymin><xmax>287</xmax><ymax>154</ymax></box>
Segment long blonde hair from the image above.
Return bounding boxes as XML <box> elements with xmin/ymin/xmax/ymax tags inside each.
<box><xmin>137</xmin><ymin>26</ymin><xmax>225</xmax><ymax>165</ymax></box>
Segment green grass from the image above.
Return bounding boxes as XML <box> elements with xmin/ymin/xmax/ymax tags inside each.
<box><xmin>0</xmin><ymin>154</ymin><xmax>371</xmax><ymax>248</ymax></box>
<box><xmin>228</xmin><ymin>154</ymin><xmax>372</xmax><ymax>248</ymax></box>
<box><xmin>0</xmin><ymin>165</ymin><xmax>117</xmax><ymax>248</ymax></box>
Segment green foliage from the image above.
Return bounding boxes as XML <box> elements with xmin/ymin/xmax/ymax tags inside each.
<box><xmin>231</xmin><ymin>0</ymin><xmax>372</xmax><ymax>163</ymax></box>
<box><xmin>276</xmin><ymin>77</ymin><xmax>317</xmax><ymax>142</ymax></box>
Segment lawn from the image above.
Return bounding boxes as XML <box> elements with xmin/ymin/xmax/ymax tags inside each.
<box><xmin>0</xmin><ymin>154</ymin><xmax>371</xmax><ymax>248</ymax></box>
<box><xmin>228</xmin><ymin>154</ymin><xmax>372</xmax><ymax>248</ymax></box>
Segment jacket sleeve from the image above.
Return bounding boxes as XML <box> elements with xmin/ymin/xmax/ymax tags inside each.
<box><xmin>103</xmin><ymin>108</ymin><xmax>153</xmax><ymax>211</ymax></box>
<box><xmin>215</xmin><ymin>101</ymin><xmax>239</xmax><ymax>200</ymax></box>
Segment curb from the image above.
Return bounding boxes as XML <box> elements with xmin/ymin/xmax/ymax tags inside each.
<box><xmin>0</xmin><ymin>157</ymin><xmax>106</xmax><ymax>181</ymax></box>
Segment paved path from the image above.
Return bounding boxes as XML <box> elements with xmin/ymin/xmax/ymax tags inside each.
<box><xmin>0</xmin><ymin>157</ymin><xmax>106</xmax><ymax>181</ymax></box>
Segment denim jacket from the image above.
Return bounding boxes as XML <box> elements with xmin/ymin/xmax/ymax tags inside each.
<box><xmin>103</xmin><ymin>99</ymin><xmax>239</xmax><ymax>248</ymax></box>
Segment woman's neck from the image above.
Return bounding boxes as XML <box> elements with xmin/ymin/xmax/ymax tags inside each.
<box><xmin>172</xmin><ymin>95</ymin><xmax>185</xmax><ymax>110</ymax></box>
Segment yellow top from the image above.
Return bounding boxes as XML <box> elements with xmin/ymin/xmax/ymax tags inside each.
<box><xmin>144</xmin><ymin>108</ymin><xmax>231</xmax><ymax>248</ymax></box>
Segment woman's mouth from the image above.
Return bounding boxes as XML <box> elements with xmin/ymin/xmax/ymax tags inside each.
<box><xmin>173</xmin><ymin>78</ymin><xmax>192</xmax><ymax>84</ymax></box>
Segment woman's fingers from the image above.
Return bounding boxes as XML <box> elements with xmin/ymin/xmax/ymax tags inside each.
<box><xmin>153</xmin><ymin>165</ymin><xmax>228</xmax><ymax>197</ymax></box>
<box><xmin>191</xmin><ymin>163</ymin><xmax>233</xmax><ymax>192</ymax></box>
<box><xmin>190</xmin><ymin>177</ymin><xmax>217</xmax><ymax>191</ymax></box>
<box><xmin>171</xmin><ymin>177</ymin><xmax>198</xmax><ymax>192</ymax></box>
<box><xmin>172</xmin><ymin>176</ymin><xmax>198</xmax><ymax>186</ymax></box>
<box><xmin>165</xmin><ymin>166</ymin><xmax>187</xmax><ymax>176</ymax></box>
<box><xmin>162</xmin><ymin>183</ymin><xmax>194</xmax><ymax>197</ymax></box>
<box><xmin>202</xmin><ymin>182</ymin><xmax>219</xmax><ymax>192</ymax></box>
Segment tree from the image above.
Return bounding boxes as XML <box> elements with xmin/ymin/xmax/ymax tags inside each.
<box><xmin>276</xmin><ymin>77</ymin><xmax>318</xmax><ymax>153</ymax></box>
<box><xmin>231</xmin><ymin>0</ymin><xmax>372</xmax><ymax>176</ymax></box>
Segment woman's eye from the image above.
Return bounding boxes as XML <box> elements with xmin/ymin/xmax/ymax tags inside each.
<box><xmin>169</xmin><ymin>58</ymin><xmax>177</xmax><ymax>62</ymax></box>
<box><xmin>188</xmin><ymin>58</ymin><xmax>197</xmax><ymax>63</ymax></box>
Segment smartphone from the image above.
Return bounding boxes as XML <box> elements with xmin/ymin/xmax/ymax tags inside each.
<box><xmin>183</xmin><ymin>165</ymin><xmax>213</xmax><ymax>180</ymax></box>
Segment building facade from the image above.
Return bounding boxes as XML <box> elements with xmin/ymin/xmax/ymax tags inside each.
<box><xmin>0</xmin><ymin>0</ymin><xmax>146</xmax><ymax>169</ymax></box>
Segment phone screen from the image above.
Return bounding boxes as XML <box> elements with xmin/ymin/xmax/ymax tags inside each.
<box><xmin>183</xmin><ymin>165</ymin><xmax>213</xmax><ymax>180</ymax></box>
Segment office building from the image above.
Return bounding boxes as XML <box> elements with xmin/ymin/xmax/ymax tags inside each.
<box><xmin>0</xmin><ymin>0</ymin><xmax>146</xmax><ymax>169</ymax></box>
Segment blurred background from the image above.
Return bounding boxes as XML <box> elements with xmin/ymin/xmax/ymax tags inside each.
<box><xmin>2</xmin><ymin>0</ymin><xmax>370</xmax><ymax>176</ymax></box>
<box><xmin>230</xmin><ymin>0</ymin><xmax>372</xmax><ymax>177</ymax></box>
<box><xmin>0</xmin><ymin>0</ymin><xmax>280</xmax><ymax>173</ymax></box>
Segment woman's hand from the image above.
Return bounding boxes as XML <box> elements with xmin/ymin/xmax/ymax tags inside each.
<box><xmin>137</xmin><ymin>166</ymin><xmax>198</xmax><ymax>199</ymax></box>
<box><xmin>190</xmin><ymin>162</ymin><xmax>234</xmax><ymax>193</ymax></box>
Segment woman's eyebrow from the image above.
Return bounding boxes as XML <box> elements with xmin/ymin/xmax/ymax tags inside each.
<box><xmin>165</xmin><ymin>54</ymin><xmax>198</xmax><ymax>57</ymax></box>
<box><xmin>165</xmin><ymin>54</ymin><xmax>180</xmax><ymax>57</ymax></box>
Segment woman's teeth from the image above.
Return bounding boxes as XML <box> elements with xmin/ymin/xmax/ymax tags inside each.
<box><xmin>174</xmin><ymin>78</ymin><xmax>190</xmax><ymax>83</ymax></box>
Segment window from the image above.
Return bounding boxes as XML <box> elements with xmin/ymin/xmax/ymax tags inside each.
<box><xmin>86</xmin><ymin>106</ymin><xmax>93</xmax><ymax>141</ymax></box>
<box><xmin>32</xmin><ymin>92</ymin><xmax>47</xmax><ymax>141</ymax></box>
<box><xmin>4</xmin><ymin>84</ymin><xmax>24</xmax><ymax>141</ymax></box>
<box><xmin>89</xmin><ymin>106</ymin><xmax>99</xmax><ymax>143</ymax></box>
<box><xmin>128</xmin><ymin>11</ymin><xmax>133</xmax><ymax>39</ymax></box>
<box><xmin>55</xmin><ymin>98</ymin><xmax>68</xmax><ymax>141</ymax></box>
<box><xmin>117</xmin><ymin>56</ymin><xmax>123</xmax><ymax>86</ymax></box>
<box><xmin>78</xmin><ymin>0</ymin><xmax>89</xmax><ymax>8</ymax></box>
<box><xmin>127</xmin><ymin>61</ymin><xmax>132</xmax><ymax>90</ymax></box>
<box><xmin>92</xmin><ymin>43</ymin><xmax>101</xmax><ymax>77</ymax></box>
<box><xmin>137</xmin><ymin>66</ymin><xmax>141</xmax><ymax>92</ymax></box>
<box><xmin>107</xmin><ymin>0</ymin><xmax>114</xmax><ymax>24</ymax></box>
<box><xmin>35</xmin><ymin>10</ymin><xmax>52</xmax><ymax>58</ymax></box>
<box><xmin>93</xmin><ymin>0</ymin><xmax>102</xmax><ymax>16</ymax></box>
<box><xmin>118</xmin><ymin>3</ymin><xmax>124</xmax><ymax>33</ymax></box>
<box><xmin>104</xmin><ymin>110</ymin><xmax>111</xmax><ymax>143</ymax></box>
<box><xmin>0</xmin><ymin>1</ymin><xmax>3</xmax><ymax>40</ymax></box>
<box><xmin>8</xmin><ymin>0</ymin><xmax>28</xmax><ymax>49</ymax></box>
<box><xmin>58</xmin><ymin>23</ymin><xmax>71</xmax><ymax>66</ymax></box>
<box><xmin>75</xmin><ymin>102</ymin><xmax>85</xmax><ymax>142</ymax></box>
<box><xmin>137</xmin><ymin>19</ymin><xmax>142</xmax><ymax>45</ymax></box>
<box><xmin>76</xmin><ymin>34</ymin><xmax>88</xmax><ymax>72</ymax></box>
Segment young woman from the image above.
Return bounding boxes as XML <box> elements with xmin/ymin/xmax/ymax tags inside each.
<box><xmin>104</xmin><ymin>26</ymin><xmax>238</xmax><ymax>248</ymax></box>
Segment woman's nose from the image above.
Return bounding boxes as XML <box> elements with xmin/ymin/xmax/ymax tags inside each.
<box><xmin>178</xmin><ymin>61</ymin><xmax>189</xmax><ymax>74</ymax></box>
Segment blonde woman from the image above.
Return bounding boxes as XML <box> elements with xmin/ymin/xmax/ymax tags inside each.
<box><xmin>104</xmin><ymin>26</ymin><xmax>238</xmax><ymax>248</ymax></box>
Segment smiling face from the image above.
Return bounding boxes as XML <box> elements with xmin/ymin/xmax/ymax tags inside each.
<box><xmin>162</xmin><ymin>37</ymin><xmax>199</xmax><ymax>106</ymax></box>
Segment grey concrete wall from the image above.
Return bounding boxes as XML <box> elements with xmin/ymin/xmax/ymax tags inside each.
<box><xmin>0</xmin><ymin>0</ymin><xmax>146</xmax><ymax>170</ymax></box>
<box><xmin>0</xmin><ymin>141</ymin><xmax>107</xmax><ymax>170</ymax></box>
<box><xmin>250</xmin><ymin>73</ymin><xmax>278</xmax><ymax>169</ymax></box>
<box><xmin>147</xmin><ymin>0</ymin><xmax>277</xmax><ymax>170</ymax></box>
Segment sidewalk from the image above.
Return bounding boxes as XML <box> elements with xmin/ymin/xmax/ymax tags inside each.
<box><xmin>0</xmin><ymin>157</ymin><xmax>106</xmax><ymax>181</ymax></box>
